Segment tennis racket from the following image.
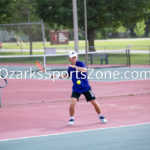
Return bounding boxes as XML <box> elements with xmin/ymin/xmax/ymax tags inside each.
<box><xmin>0</xmin><ymin>75</ymin><xmax>7</xmax><ymax>88</ymax></box>
<box><xmin>35</xmin><ymin>61</ymin><xmax>61</xmax><ymax>80</ymax></box>
<box><xmin>35</xmin><ymin>60</ymin><xmax>45</xmax><ymax>72</ymax></box>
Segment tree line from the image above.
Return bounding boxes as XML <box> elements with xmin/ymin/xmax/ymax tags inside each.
<box><xmin>0</xmin><ymin>0</ymin><xmax>150</xmax><ymax>51</ymax></box>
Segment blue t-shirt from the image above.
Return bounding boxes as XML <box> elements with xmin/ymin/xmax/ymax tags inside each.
<box><xmin>68</xmin><ymin>60</ymin><xmax>91</xmax><ymax>93</ymax></box>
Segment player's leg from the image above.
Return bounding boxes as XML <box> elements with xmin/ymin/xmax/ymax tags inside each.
<box><xmin>90</xmin><ymin>99</ymin><xmax>107</xmax><ymax>123</ymax></box>
<box><xmin>69</xmin><ymin>97</ymin><xmax>77</xmax><ymax>117</ymax></box>
<box><xmin>90</xmin><ymin>99</ymin><xmax>101</xmax><ymax>114</ymax></box>
<box><xmin>68</xmin><ymin>91</ymin><xmax>80</xmax><ymax>125</ymax></box>
<box><xmin>83</xmin><ymin>90</ymin><xmax>108</xmax><ymax>123</ymax></box>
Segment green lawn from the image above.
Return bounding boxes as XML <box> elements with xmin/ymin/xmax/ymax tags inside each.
<box><xmin>0</xmin><ymin>51</ymin><xmax>44</xmax><ymax>56</ymax></box>
<box><xmin>95</xmin><ymin>39</ymin><xmax>150</xmax><ymax>47</ymax></box>
<box><xmin>1</xmin><ymin>38</ymin><xmax>150</xmax><ymax>51</ymax></box>
<box><xmin>130</xmin><ymin>54</ymin><xmax>150</xmax><ymax>65</ymax></box>
<box><xmin>0</xmin><ymin>38</ymin><xmax>150</xmax><ymax>65</ymax></box>
<box><xmin>0</xmin><ymin>53</ymin><xmax>149</xmax><ymax>65</ymax></box>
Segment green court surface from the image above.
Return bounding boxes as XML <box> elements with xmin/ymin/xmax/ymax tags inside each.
<box><xmin>0</xmin><ymin>123</ymin><xmax>150</xmax><ymax>150</ymax></box>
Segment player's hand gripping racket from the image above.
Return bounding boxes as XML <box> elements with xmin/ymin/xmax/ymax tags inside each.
<box><xmin>0</xmin><ymin>75</ymin><xmax>7</xmax><ymax>88</ymax></box>
<box><xmin>35</xmin><ymin>60</ymin><xmax>45</xmax><ymax>72</ymax></box>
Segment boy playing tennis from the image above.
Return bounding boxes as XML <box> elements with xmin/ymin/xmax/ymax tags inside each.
<box><xmin>58</xmin><ymin>51</ymin><xmax>107</xmax><ymax>125</ymax></box>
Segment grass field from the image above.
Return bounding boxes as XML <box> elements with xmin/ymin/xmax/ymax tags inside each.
<box><xmin>1</xmin><ymin>38</ymin><xmax>150</xmax><ymax>51</ymax></box>
<box><xmin>0</xmin><ymin>38</ymin><xmax>150</xmax><ymax>65</ymax></box>
<box><xmin>0</xmin><ymin>53</ymin><xmax>149</xmax><ymax>65</ymax></box>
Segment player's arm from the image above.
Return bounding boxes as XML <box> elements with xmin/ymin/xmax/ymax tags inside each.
<box><xmin>69</xmin><ymin>65</ymin><xmax>87</xmax><ymax>72</ymax></box>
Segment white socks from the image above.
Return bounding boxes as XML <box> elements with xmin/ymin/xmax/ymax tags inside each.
<box><xmin>70</xmin><ymin>116</ymin><xmax>74</xmax><ymax>120</ymax></box>
<box><xmin>99</xmin><ymin>114</ymin><xmax>102</xmax><ymax>118</ymax></box>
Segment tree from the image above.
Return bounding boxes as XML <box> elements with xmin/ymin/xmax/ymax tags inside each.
<box><xmin>144</xmin><ymin>1</ymin><xmax>150</xmax><ymax>37</ymax></box>
<box><xmin>145</xmin><ymin>16</ymin><xmax>150</xmax><ymax>37</ymax></box>
<box><xmin>35</xmin><ymin>0</ymin><xmax>150</xmax><ymax>51</ymax></box>
<box><xmin>134</xmin><ymin>20</ymin><xmax>146</xmax><ymax>37</ymax></box>
<box><xmin>8</xmin><ymin>0</ymin><xmax>40</xmax><ymax>23</ymax></box>
<box><xmin>7</xmin><ymin>0</ymin><xmax>41</xmax><ymax>55</ymax></box>
<box><xmin>0</xmin><ymin>0</ymin><xmax>14</xmax><ymax>23</ymax></box>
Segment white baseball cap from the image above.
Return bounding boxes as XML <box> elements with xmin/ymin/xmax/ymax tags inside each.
<box><xmin>68</xmin><ymin>51</ymin><xmax>77</xmax><ymax>58</ymax></box>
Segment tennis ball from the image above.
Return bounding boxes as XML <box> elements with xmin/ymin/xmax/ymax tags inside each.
<box><xmin>77</xmin><ymin>80</ymin><xmax>81</xmax><ymax>85</ymax></box>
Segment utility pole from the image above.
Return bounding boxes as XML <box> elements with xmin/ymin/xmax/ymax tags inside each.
<box><xmin>72</xmin><ymin>0</ymin><xmax>79</xmax><ymax>53</ymax></box>
<box><xmin>84</xmin><ymin>0</ymin><xmax>88</xmax><ymax>67</ymax></box>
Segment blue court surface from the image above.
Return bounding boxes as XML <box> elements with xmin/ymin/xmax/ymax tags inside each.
<box><xmin>0</xmin><ymin>123</ymin><xmax>150</xmax><ymax>150</ymax></box>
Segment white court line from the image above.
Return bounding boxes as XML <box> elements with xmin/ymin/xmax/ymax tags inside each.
<box><xmin>0</xmin><ymin>122</ymin><xmax>150</xmax><ymax>142</ymax></box>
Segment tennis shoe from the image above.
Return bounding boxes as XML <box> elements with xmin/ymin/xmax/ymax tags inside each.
<box><xmin>68</xmin><ymin>118</ymin><xmax>74</xmax><ymax>125</ymax></box>
<box><xmin>99</xmin><ymin>115</ymin><xmax>107</xmax><ymax>123</ymax></box>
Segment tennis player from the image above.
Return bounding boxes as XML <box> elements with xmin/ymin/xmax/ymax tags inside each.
<box><xmin>65</xmin><ymin>51</ymin><xmax>108</xmax><ymax>125</ymax></box>
<box><xmin>55</xmin><ymin>51</ymin><xmax>107</xmax><ymax>125</ymax></box>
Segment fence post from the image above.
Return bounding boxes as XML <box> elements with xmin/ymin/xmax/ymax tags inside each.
<box><xmin>41</xmin><ymin>20</ymin><xmax>46</xmax><ymax>68</ymax></box>
<box><xmin>127</xmin><ymin>45</ymin><xmax>131</xmax><ymax>67</ymax></box>
<box><xmin>128</xmin><ymin>48</ymin><xmax>131</xmax><ymax>66</ymax></box>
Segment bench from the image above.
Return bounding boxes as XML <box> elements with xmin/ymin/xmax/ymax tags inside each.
<box><xmin>88</xmin><ymin>53</ymin><xmax>108</xmax><ymax>64</ymax></box>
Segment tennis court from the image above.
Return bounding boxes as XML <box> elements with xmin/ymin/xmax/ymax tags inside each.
<box><xmin>0</xmin><ymin>123</ymin><xmax>150</xmax><ymax>150</ymax></box>
<box><xmin>1</xmin><ymin>0</ymin><xmax>150</xmax><ymax>149</ymax></box>
<box><xmin>0</xmin><ymin>51</ymin><xmax>150</xmax><ymax>148</ymax></box>
<box><xmin>0</xmin><ymin>63</ymin><xmax>150</xmax><ymax>149</ymax></box>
